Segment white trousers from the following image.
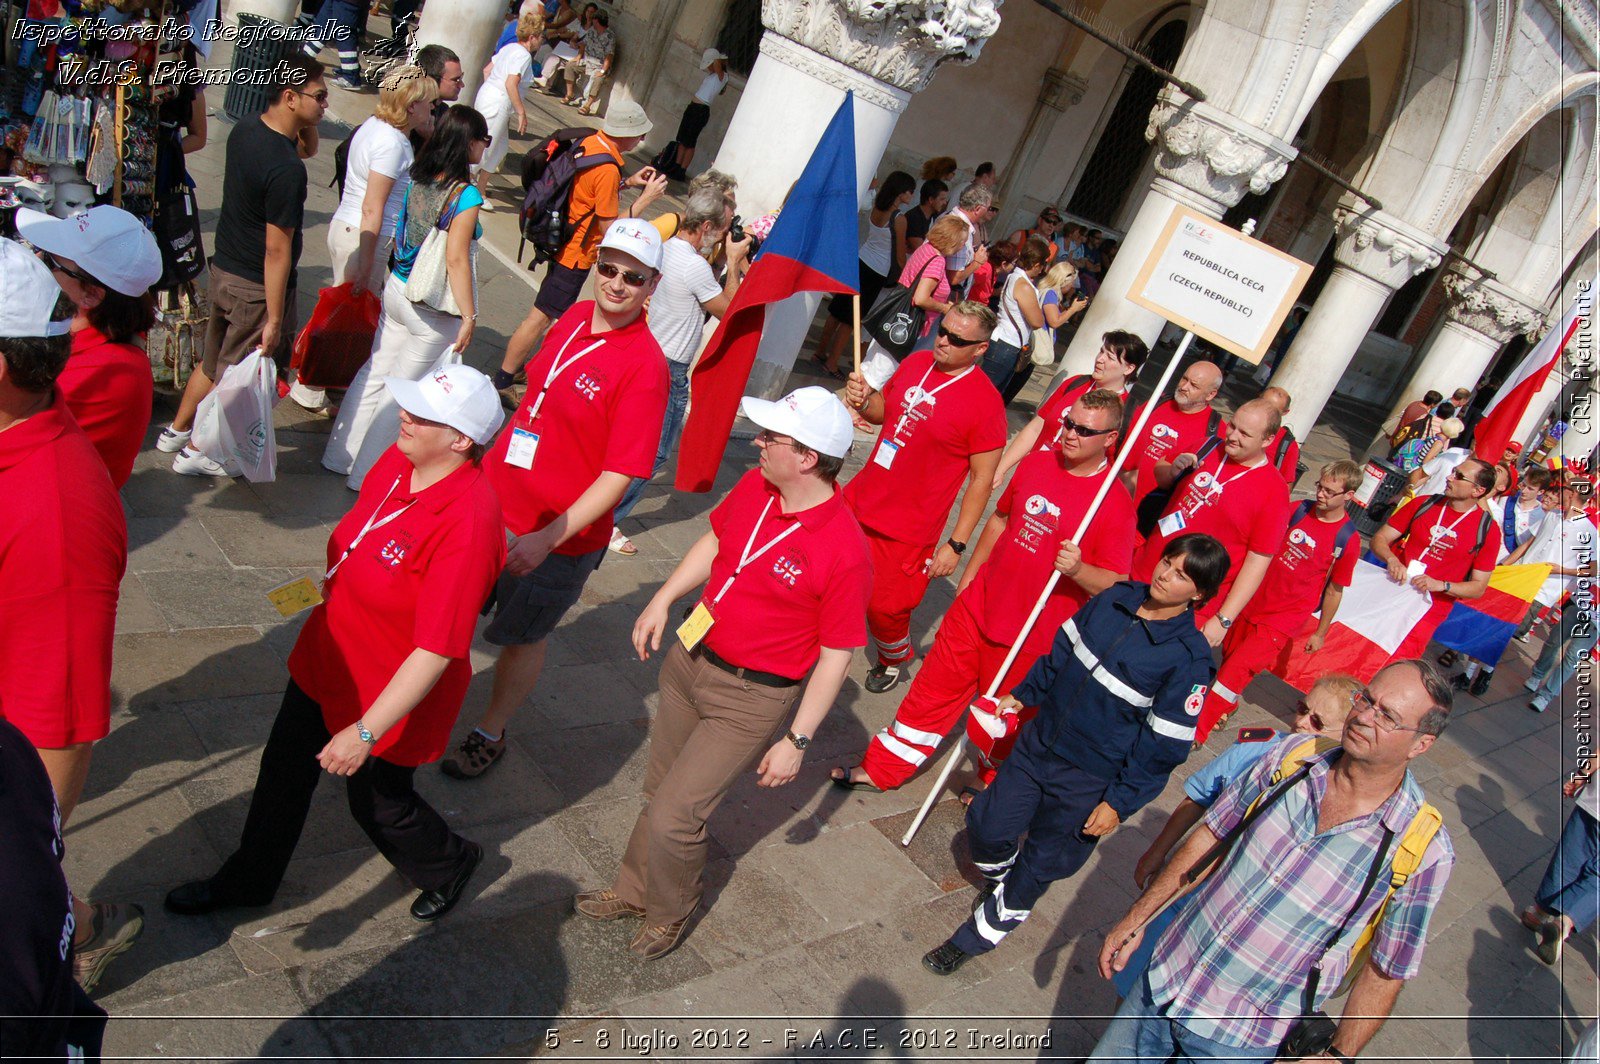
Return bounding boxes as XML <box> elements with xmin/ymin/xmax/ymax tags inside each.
<box><xmin>321</xmin><ymin>273</ymin><xmax>458</xmax><ymax>489</ymax></box>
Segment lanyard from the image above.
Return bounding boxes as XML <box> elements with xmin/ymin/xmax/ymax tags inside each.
<box><xmin>1186</xmin><ymin>456</ymin><xmax>1259</xmax><ymax>512</ymax></box>
<box><xmin>325</xmin><ymin>475</ymin><xmax>415</xmax><ymax>581</ymax></box>
<box><xmin>893</xmin><ymin>363</ymin><xmax>974</xmax><ymax>441</ymax></box>
<box><xmin>709</xmin><ymin>498</ymin><xmax>802</xmax><ymax>605</ymax></box>
<box><xmin>1425</xmin><ymin>506</ymin><xmax>1475</xmax><ymax>552</ymax></box>
<box><xmin>526</xmin><ymin>328</ymin><xmax>607</xmax><ymax>423</ymax></box>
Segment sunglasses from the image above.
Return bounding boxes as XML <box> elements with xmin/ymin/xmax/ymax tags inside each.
<box><xmin>595</xmin><ymin>261</ymin><xmax>652</xmax><ymax>287</ymax></box>
<box><xmin>38</xmin><ymin>249</ymin><xmax>95</xmax><ymax>285</ymax></box>
<box><xmin>1060</xmin><ymin>414</ymin><xmax>1114</xmax><ymax>438</ymax></box>
<box><xmin>1293</xmin><ymin>700</ymin><xmax>1325</xmax><ymax>732</ymax></box>
<box><xmin>936</xmin><ymin>325</ymin><xmax>985</xmax><ymax>348</ymax></box>
<box><xmin>292</xmin><ymin>88</ymin><xmax>330</xmax><ymax>104</ymax></box>
<box><xmin>399</xmin><ymin>409</ymin><xmax>448</xmax><ymax>429</ymax></box>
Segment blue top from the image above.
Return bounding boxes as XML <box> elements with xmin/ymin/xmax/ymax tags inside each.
<box><xmin>392</xmin><ymin>183</ymin><xmax>485</xmax><ymax>282</ymax></box>
<box><xmin>1183</xmin><ymin>729</ymin><xmax>1288</xmax><ymax>805</ymax></box>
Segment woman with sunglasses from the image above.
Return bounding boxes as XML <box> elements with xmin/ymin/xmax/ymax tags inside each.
<box><xmin>982</xmin><ymin>235</ymin><xmax>1050</xmax><ymax>397</ymax></box>
<box><xmin>325</xmin><ymin>105</ymin><xmax>489</xmax><ymax>491</ymax></box>
<box><xmin>166</xmin><ymin>365</ymin><xmax>506</xmax><ymax>924</ymax></box>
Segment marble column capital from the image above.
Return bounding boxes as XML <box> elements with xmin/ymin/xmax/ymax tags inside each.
<box><xmin>1042</xmin><ymin>69</ymin><xmax>1089</xmax><ymax>111</ymax></box>
<box><xmin>761</xmin><ymin>0</ymin><xmax>1001</xmax><ymax>94</ymax></box>
<box><xmin>1144</xmin><ymin>89</ymin><xmax>1297</xmax><ymax>209</ymax></box>
<box><xmin>1330</xmin><ymin>200</ymin><xmax>1449</xmax><ymax>291</ymax></box>
<box><xmin>1441</xmin><ymin>266</ymin><xmax>1548</xmax><ymax>344</ymax></box>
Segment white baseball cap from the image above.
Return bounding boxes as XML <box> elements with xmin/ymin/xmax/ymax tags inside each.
<box><xmin>16</xmin><ymin>205</ymin><xmax>163</xmax><ymax>297</ymax></box>
<box><xmin>741</xmin><ymin>386</ymin><xmax>854</xmax><ymax>459</ymax></box>
<box><xmin>0</xmin><ymin>238</ymin><xmax>68</xmax><ymax>339</ymax></box>
<box><xmin>384</xmin><ymin>365</ymin><xmax>505</xmax><ymax>446</ymax></box>
<box><xmin>598</xmin><ymin>217</ymin><xmax>663</xmax><ymax>272</ymax></box>
<box><xmin>700</xmin><ymin>47</ymin><xmax>726</xmax><ymax>69</ymax></box>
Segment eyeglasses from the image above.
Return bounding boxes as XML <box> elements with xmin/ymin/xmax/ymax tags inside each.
<box><xmin>1060</xmin><ymin>414</ymin><xmax>1114</xmax><ymax>439</ymax></box>
<box><xmin>1314</xmin><ymin>482</ymin><xmax>1351</xmax><ymax>497</ymax></box>
<box><xmin>1350</xmin><ymin>689</ymin><xmax>1426</xmax><ymax>734</ymax></box>
<box><xmin>595</xmin><ymin>261</ymin><xmax>652</xmax><ymax>287</ymax></box>
<box><xmin>936</xmin><ymin>325</ymin><xmax>986</xmax><ymax>348</ymax></box>
<box><xmin>292</xmin><ymin>88</ymin><xmax>330</xmax><ymax>104</ymax></box>
<box><xmin>1293</xmin><ymin>700</ymin><xmax>1325</xmax><ymax>732</ymax></box>
<box><xmin>37</xmin><ymin>250</ymin><xmax>95</xmax><ymax>285</ymax></box>
<box><xmin>1449</xmin><ymin>470</ymin><xmax>1469</xmax><ymax>482</ymax></box>
<box><xmin>754</xmin><ymin>429</ymin><xmax>804</xmax><ymax>451</ymax></box>
<box><xmin>475</xmin><ymin>135</ymin><xmax>492</xmax><ymax>145</ymax></box>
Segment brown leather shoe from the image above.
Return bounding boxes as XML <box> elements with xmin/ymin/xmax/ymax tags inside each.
<box><xmin>629</xmin><ymin>918</ymin><xmax>689</xmax><ymax>961</ymax></box>
<box><xmin>574</xmin><ymin>889</ymin><xmax>644</xmax><ymax>921</ymax></box>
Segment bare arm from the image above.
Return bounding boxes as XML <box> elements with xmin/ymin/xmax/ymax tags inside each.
<box><xmin>756</xmin><ymin>646</ymin><xmax>854</xmax><ymax>786</ymax></box>
<box><xmin>506</xmin><ymin>470</ymin><xmax>632</xmax><ymax>575</ymax></box>
<box><xmin>181</xmin><ymin>90</ymin><xmax>207</xmax><ymax>153</ymax></box>
<box><xmin>1372</xmin><ymin>524</ymin><xmax>1408</xmax><ymax>582</ymax></box>
<box><xmin>995</xmin><ymin>416</ymin><xmax>1047</xmax><ymax>484</ymax></box>
<box><xmin>1323</xmin><ymin>958</ymin><xmax>1407</xmax><ymax>1058</ymax></box>
<box><xmin>1415</xmin><ymin>566</ymin><xmax>1492</xmax><ymax>601</ymax></box>
<box><xmin>1014</xmin><ymin>280</ymin><xmax>1044</xmax><ymax>329</ymax></box>
<box><xmin>700</xmin><ymin>239</ymin><xmax>750</xmax><ymax>319</ymax></box>
<box><xmin>927</xmin><ymin>448</ymin><xmax>1001</xmax><ymax>580</ymax></box>
<box><xmin>631</xmin><ymin>530</ymin><xmax>720</xmax><ymax>659</ymax></box>
<box><xmin>957</xmin><ymin>511</ymin><xmax>1007</xmax><ymax>593</ymax></box>
<box><xmin>1202</xmin><ymin>550</ymin><xmax>1272</xmax><ymax>646</ymax></box>
<box><xmin>1133</xmin><ymin>797</ymin><xmax>1208</xmax><ymax>889</ymax></box>
<box><xmin>911</xmin><ymin>273</ymin><xmax>949</xmax><ymax>316</ymax></box>
<box><xmin>354</xmin><ymin>171</ymin><xmax>397</xmax><ymax>293</ymax></box>
<box><xmin>445</xmin><ymin>204</ymin><xmax>480</xmax><ymax>352</ymax></box>
<box><xmin>1099</xmin><ymin>823</ymin><xmax>1224</xmax><ymax>979</ymax></box>
<box><xmin>316</xmin><ymin>648</ymin><xmax>453</xmax><ymax>774</ymax></box>
<box><xmin>1306</xmin><ymin>581</ymin><xmax>1345</xmax><ymax>651</ymax></box>
<box><xmin>260</xmin><ymin>223</ymin><xmax>294</xmax><ymax>354</ymax></box>
<box><xmin>891</xmin><ymin>212</ymin><xmax>909</xmax><ymax>274</ymax></box>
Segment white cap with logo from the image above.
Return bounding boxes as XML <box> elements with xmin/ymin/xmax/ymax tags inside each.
<box><xmin>598</xmin><ymin>217</ymin><xmax>663</xmax><ymax>272</ymax></box>
<box><xmin>384</xmin><ymin>364</ymin><xmax>506</xmax><ymax>446</ymax></box>
<box><xmin>16</xmin><ymin>205</ymin><xmax>163</xmax><ymax>297</ymax></box>
<box><xmin>0</xmin><ymin>238</ymin><xmax>68</xmax><ymax>338</ymax></box>
<box><xmin>700</xmin><ymin>47</ymin><xmax>726</xmax><ymax>69</ymax></box>
<box><xmin>740</xmin><ymin>386</ymin><xmax>854</xmax><ymax>459</ymax></box>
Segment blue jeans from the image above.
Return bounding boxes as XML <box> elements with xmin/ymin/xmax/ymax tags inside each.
<box><xmin>1532</xmin><ymin>607</ymin><xmax>1598</xmax><ymax>703</ymax></box>
<box><xmin>981</xmin><ymin>339</ymin><xmax>1022</xmax><ymax>394</ymax></box>
<box><xmin>1089</xmin><ymin>970</ymin><xmax>1276</xmax><ymax>1063</ymax></box>
<box><xmin>614</xmin><ymin>359</ymin><xmax>690</xmax><ymax>524</ymax></box>
<box><xmin>1537</xmin><ymin>806</ymin><xmax>1600</xmax><ymax>934</ymax></box>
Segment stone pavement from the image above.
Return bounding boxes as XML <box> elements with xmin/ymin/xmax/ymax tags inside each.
<box><xmin>80</xmin><ymin>50</ymin><xmax>1598</xmax><ymax>1063</ymax></box>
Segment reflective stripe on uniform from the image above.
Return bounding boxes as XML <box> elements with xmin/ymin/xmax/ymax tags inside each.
<box><xmin>1063</xmin><ymin>618</ymin><xmax>1155</xmax><ymax>708</ymax></box>
<box><xmin>876</xmin><ymin>729</ymin><xmax>928</xmax><ymax>766</ymax></box>
<box><xmin>973</xmin><ymin>853</ymin><xmax>1017</xmax><ymax>877</ymax></box>
<box><xmin>1211</xmin><ymin>680</ymin><xmax>1239</xmax><ymax>705</ymax></box>
<box><xmin>891</xmin><ymin>719</ymin><xmax>946</xmax><ymax>748</ymax></box>
<box><xmin>1148</xmin><ymin>714</ymin><xmax>1197</xmax><ymax>742</ymax></box>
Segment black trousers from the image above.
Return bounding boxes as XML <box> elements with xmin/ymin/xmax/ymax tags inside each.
<box><xmin>212</xmin><ymin>681</ymin><xmax>471</xmax><ymax>900</ymax></box>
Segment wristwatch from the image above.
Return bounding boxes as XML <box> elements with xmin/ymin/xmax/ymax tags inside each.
<box><xmin>947</xmin><ymin>538</ymin><xmax>967</xmax><ymax>555</ymax></box>
<box><xmin>1217</xmin><ymin>614</ymin><xmax>1234</xmax><ymax>630</ymax></box>
<box><xmin>1327</xmin><ymin>1046</ymin><xmax>1355</xmax><ymax>1064</ymax></box>
<box><xmin>786</xmin><ymin>730</ymin><xmax>811</xmax><ymax>751</ymax></box>
<box><xmin>356</xmin><ymin>720</ymin><xmax>377</xmax><ymax>745</ymax></box>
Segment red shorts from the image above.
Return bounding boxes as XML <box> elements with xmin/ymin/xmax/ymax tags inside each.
<box><xmin>1196</xmin><ymin>618</ymin><xmax>1291</xmax><ymax>743</ymax></box>
<box><xmin>862</xmin><ymin>528</ymin><xmax>939</xmax><ymax>665</ymax></box>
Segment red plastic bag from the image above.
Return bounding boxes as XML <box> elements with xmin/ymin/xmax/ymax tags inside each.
<box><xmin>291</xmin><ymin>283</ymin><xmax>381</xmax><ymax>390</ymax></box>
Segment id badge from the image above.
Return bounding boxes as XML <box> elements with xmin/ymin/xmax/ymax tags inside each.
<box><xmin>873</xmin><ymin>440</ymin><xmax>901</xmax><ymax>470</ymax></box>
<box><xmin>1157</xmin><ymin>509</ymin><xmax>1188</xmax><ymax>537</ymax></box>
<box><xmin>505</xmin><ymin>427</ymin><xmax>540</xmax><ymax>469</ymax></box>
<box><xmin>676</xmin><ymin>601</ymin><xmax>717</xmax><ymax>651</ymax></box>
<box><xmin>266</xmin><ymin>576</ymin><xmax>324</xmax><ymax>617</ymax></box>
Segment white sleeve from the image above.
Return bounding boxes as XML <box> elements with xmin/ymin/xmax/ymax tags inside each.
<box><xmin>366</xmin><ymin>130</ymin><xmax>408</xmax><ymax>180</ymax></box>
<box><xmin>689</xmin><ymin>256</ymin><xmax>723</xmax><ymax>305</ymax></box>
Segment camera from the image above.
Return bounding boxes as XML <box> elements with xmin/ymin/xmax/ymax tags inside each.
<box><xmin>729</xmin><ymin>215</ymin><xmax>762</xmax><ymax>256</ymax></box>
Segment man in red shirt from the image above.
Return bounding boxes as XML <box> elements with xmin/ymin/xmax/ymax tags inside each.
<box><xmin>1373</xmin><ymin>457</ymin><xmax>1501</xmax><ymax>660</ymax></box>
<box><xmin>1122</xmin><ymin>360</ymin><xmax>1222</xmax><ymax>517</ymax></box>
<box><xmin>443</xmin><ymin>220</ymin><xmax>670</xmax><ymax>779</ymax></box>
<box><xmin>0</xmin><ymin>239</ymin><xmax>140</xmax><ymax>990</ymax></box>
<box><xmin>1194</xmin><ymin>459</ymin><xmax>1365</xmax><ymax>743</ymax></box>
<box><xmin>994</xmin><ymin>330</ymin><xmax>1147</xmax><ymax>483</ymax></box>
<box><xmin>1132</xmin><ymin>398</ymin><xmax>1291</xmax><ymax>644</ymax></box>
<box><xmin>1259</xmin><ymin>385</ymin><xmax>1303</xmax><ymax>486</ymax></box>
<box><xmin>832</xmin><ymin>388</ymin><xmax>1136</xmax><ymax>790</ymax></box>
<box><xmin>574</xmin><ymin>386</ymin><xmax>870</xmax><ymax>961</ymax></box>
<box><xmin>843</xmin><ymin>301</ymin><xmax>1008</xmax><ymax>693</ymax></box>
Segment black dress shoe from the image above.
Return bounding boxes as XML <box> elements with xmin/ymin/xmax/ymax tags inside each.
<box><xmin>164</xmin><ymin>878</ymin><xmax>270</xmax><ymax>916</ymax></box>
<box><xmin>1450</xmin><ymin>672</ymin><xmax>1471</xmax><ymax>691</ymax></box>
<box><xmin>1470</xmin><ymin>670</ymin><xmax>1493</xmax><ymax>696</ymax></box>
<box><xmin>922</xmin><ymin>939</ymin><xmax>971</xmax><ymax>975</ymax></box>
<box><xmin>411</xmin><ymin>842</ymin><xmax>483</xmax><ymax>922</ymax></box>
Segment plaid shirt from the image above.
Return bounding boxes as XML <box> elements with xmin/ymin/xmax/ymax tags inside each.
<box><xmin>1146</xmin><ymin>737</ymin><xmax>1454</xmax><ymax>1049</ymax></box>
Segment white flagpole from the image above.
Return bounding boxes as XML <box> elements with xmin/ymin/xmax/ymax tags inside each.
<box><xmin>899</xmin><ymin>331</ymin><xmax>1197</xmax><ymax>847</ymax></box>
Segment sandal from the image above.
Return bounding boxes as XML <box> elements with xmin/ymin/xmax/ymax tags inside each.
<box><xmin>830</xmin><ymin>766</ymin><xmax>880</xmax><ymax>791</ymax></box>
<box><xmin>609</xmin><ymin>528</ymin><xmax>639</xmax><ymax>556</ymax></box>
<box><xmin>958</xmin><ymin>785</ymin><xmax>983</xmax><ymax>808</ymax></box>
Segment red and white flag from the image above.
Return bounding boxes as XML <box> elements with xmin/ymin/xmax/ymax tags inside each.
<box><xmin>1277</xmin><ymin>560</ymin><xmax>1433</xmax><ymax>688</ymax></box>
<box><xmin>1474</xmin><ymin>279</ymin><xmax>1596</xmax><ymax>463</ymax></box>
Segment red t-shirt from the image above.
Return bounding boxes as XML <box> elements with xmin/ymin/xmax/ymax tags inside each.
<box><xmin>1123</xmin><ymin>399</ymin><xmax>1221</xmax><ymax>505</ymax></box>
<box><xmin>1034</xmin><ymin>375</ymin><xmax>1133</xmax><ymax>454</ymax></box>
<box><xmin>57</xmin><ymin>324</ymin><xmax>153</xmax><ymax>490</ymax></box>
<box><xmin>289</xmin><ymin>447</ymin><xmax>506</xmax><ymax>767</ymax></box>
<box><xmin>844</xmin><ymin>351</ymin><xmax>1006</xmax><ymax>546</ymax></box>
<box><xmin>1384</xmin><ymin>496</ymin><xmax>1502</xmax><ymax>605</ymax></box>
<box><xmin>973</xmin><ymin>450</ymin><xmax>1136</xmax><ymax>653</ymax></box>
<box><xmin>703</xmin><ymin>471</ymin><xmax>871</xmax><ymax>679</ymax></box>
<box><xmin>487</xmin><ymin>302</ymin><xmax>669</xmax><ymax>555</ymax></box>
<box><xmin>0</xmin><ymin>394</ymin><xmax>126</xmax><ymax>747</ymax></box>
<box><xmin>1267</xmin><ymin>426</ymin><xmax>1300</xmax><ymax>485</ymax></box>
<box><xmin>967</xmin><ymin>261</ymin><xmax>995</xmax><ymax>306</ymax></box>
<box><xmin>1132</xmin><ymin>450</ymin><xmax>1291</xmax><ymax>621</ymax></box>
<box><xmin>1240</xmin><ymin>507</ymin><xmax>1359</xmax><ymax>635</ymax></box>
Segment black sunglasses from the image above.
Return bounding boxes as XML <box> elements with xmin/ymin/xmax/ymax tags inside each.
<box><xmin>595</xmin><ymin>261</ymin><xmax>652</xmax><ymax>287</ymax></box>
<box><xmin>38</xmin><ymin>249</ymin><xmax>95</xmax><ymax>285</ymax></box>
<box><xmin>1060</xmin><ymin>414</ymin><xmax>1114</xmax><ymax>438</ymax></box>
<box><xmin>1293</xmin><ymin>700</ymin><xmax>1324</xmax><ymax>732</ymax></box>
<box><xmin>936</xmin><ymin>325</ymin><xmax>985</xmax><ymax>348</ymax></box>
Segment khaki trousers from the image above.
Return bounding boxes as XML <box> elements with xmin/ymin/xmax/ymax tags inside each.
<box><xmin>613</xmin><ymin>643</ymin><xmax>799</xmax><ymax>926</ymax></box>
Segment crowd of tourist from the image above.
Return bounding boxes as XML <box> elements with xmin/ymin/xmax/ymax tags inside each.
<box><xmin>0</xmin><ymin>19</ymin><xmax>1596</xmax><ymax>1064</ymax></box>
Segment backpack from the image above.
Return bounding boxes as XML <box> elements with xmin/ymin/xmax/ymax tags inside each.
<box><xmin>1400</xmin><ymin>494</ymin><xmax>1493</xmax><ymax>566</ymax></box>
<box><xmin>1394</xmin><ymin>433</ymin><xmax>1441</xmax><ymax>473</ymax></box>
<box><xmin>1246</xmin><ymin>737</ymin><xmax>1443</xmax><ymax>998</ymax></box>
<box><xmin>1134</xmin><ymin>426</ymin><xmax>1225</xmax><ymax>536</ymax></box>
<box><xmin>517</xmin><ymin>127</ymin><xmax>617</xmax><ymax>265</ymax></box>
<box><xmin>331</xmin><ymin>129</ymin><xmax>353</xmax><ymax>198</ymax></box>
<box><xmin>1288</xmin><ymin>499</ymin><xmax>1357</xmax><ymax>561</ymax></box>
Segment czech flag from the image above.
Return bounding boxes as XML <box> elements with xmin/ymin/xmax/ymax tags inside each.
<box><xmin>674</xmin><ymin>94</ymin><xmax>861</xmax><ymax>492</ymax></box>
<box><xmin>1431</xmin><ymin>562</ymin><xmax>1553</xmax><ymax>664</ymax></box>
<box><xmin>1276</xmin><ymin>560</ymin><xmax>1434</xmax><ymax>688</ymax></box>
<box><xmin>1474</xmin><ymin>279</ymin><xmax>1595</xmax><ymax>463</ymax></box>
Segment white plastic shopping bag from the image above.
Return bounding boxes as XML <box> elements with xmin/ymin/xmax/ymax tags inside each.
<box><xmin>192</xmin><ymin>348</ymin><xmax>279</xmax><ymax>482</ymax></box>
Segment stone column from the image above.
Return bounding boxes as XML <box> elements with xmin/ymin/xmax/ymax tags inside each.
<box><xmin>416</xmin><ymin>0</ymin><xmax>505</xmax><ymax>102</ymax></box>
<box><xmin>1057</xmin><ymin>89</ymin><xmax>1295</xmax><ymax>376</ymax></box>
<box><xmin>1272</xmin><ymin>201</ymin><xmax>1449</xmax><ymax>440</ymax></box>
<box><xmin>1381</xmin><ymin>267</ymin><xmax>1546</xmax><ymax>429</ymax></box>
<box><xmin>995</xmin><ymin>69</ymin><xmax>1086</xmax><ymax>216</ymax></box>
<box><xmin>610</xmin><ymin>0</ymin><xmax>688</xmax><ymax>113</ymax></box>
<box><xmin>714</xmin><ymin>0</ymin><xmax>1002</xmax><ymax>398</ymax></box>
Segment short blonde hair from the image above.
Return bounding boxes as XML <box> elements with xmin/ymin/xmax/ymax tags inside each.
<box><xmin>1321</xmin><ymin>459</ymin><xmax>1364</xmax><ymax>494</ymax></box>
<box><xmin>517</xmin><ymin>10</ymin><xmax>545</xmax><ymax>41</ymax></box>
<box><xmin>926</xmin><ymin>214</ymin><xmax>969</xmax><ymax>257</ymax></box>
<box><xmin>376</xmin><ymin>65</ymin><xmax>439</xmax><ymax>127</ymax></box>
<box><xmin>1040</xmin><ymin>261</ymin><xmax>1078</xmax><ymax>294</ymax></box>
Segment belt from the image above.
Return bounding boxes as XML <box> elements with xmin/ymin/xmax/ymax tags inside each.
<box><xmin>697</xmin><ymin>645</ymin><xmax>801</xmax><ymax>689</ymax></box>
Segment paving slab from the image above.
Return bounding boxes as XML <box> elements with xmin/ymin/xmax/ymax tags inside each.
<box><xmin>113</xmin><ymin>572</ymin><xmax>172</xmax><ymax>635</ymax></box>
<box><xmin>107</xmin><ymin>971</ymin><xmax>333</xmax><ymax>1059</ymax></box>
<box><xmin>138</xmin><ymin>565</ymin><xmax>322</xmax><ymax>629</ymax></box>
<box><xmin>198</xmin><ymin>508</ymin><xmax>338</xmax><ymax>567</ymax></box>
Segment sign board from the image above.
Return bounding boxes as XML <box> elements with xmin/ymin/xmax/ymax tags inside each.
<box><xmin>1127</xmin><ymin>207</ymin><xmax>1313</xmax><ymax>364</ymax></box>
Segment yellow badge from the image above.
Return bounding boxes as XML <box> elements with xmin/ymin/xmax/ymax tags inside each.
<box><xmin>266</xmin><ymin>576</ymin><xmax>324</xmax><ymax>617</ymax></box>
<box><xmin>675</xmin><ymin>601</ymin><xmax>717</xmax><ymax>652</ymax></box>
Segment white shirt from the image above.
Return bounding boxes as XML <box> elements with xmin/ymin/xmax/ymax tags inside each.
<box><xmin>937</xmin><ymin>208</ymin><xmax>978</xmax><ymax>273</ymax></box>
<box><xmin>693</xmin><ymin>69</ymin><xmax>727</xmax><ymax>104</ymax></box>
<box><xmin>1489</xmin><ymin>496</ymin><xmax>1546</xmax><ymax>560</ymax></box>
<box><xmin>647</xmin><ymin>237</ymin><xmax>724</xmax><ymax>364</ymax></box>
<box><xmin>994</xmin><ymin>269</ymin><xmax>1036</xmax><ymax>348</ymax></box>
<box><xmin>476</xmin><ymin>42</ymin><xmax>534</xmax><ymax>114</ymax></box>
<box><xmin>332</xmin><ymin>117</ymin><xmax>414</xmax><ymax>240</ymax></box>
<box><xmin>1414</xmin><ymin>447</ymin><xmax>1471</xmax><ymax>497</ymax></box>
<box><xmin>1584</xmin><ymin>776</ymin><xmax>1600</xmax><ymax>822</ymax></box>
<box><xmin>1523</xmin><ymin>510</ymin><xmax>1597</xmax><ymax>606</ymax></box>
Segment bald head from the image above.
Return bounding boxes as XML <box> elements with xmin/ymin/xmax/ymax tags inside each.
<box><xmin>1226</xmin><ymin>399</ymin><xmax>1281</xmax><ymax>463</ymax></box>
<box><xmin>1261</xmin><ymin>386</ymin><xmax>1292</xmax><ymax>414</ymax></box>
<box><xmin>1175</xmin><ymin>361</ymin><xmax>1223</xmax><ymax>412</ymax></box>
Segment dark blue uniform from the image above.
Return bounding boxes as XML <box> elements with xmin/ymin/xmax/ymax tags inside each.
<box><xmin>952</xmin><ymin>581</ymin><xmax>1215</xmax><ymax>956</ymax></box>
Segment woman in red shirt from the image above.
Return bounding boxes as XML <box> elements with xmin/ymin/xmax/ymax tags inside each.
<box><xmin>165</xmin><ymin>365</ymin><xmax>508</xmax><ymax>923</ymax></box>
<box><xmin>17</xmin><ymin>206</ymin><xmax>162</xmax><ymax>489</ymax></box>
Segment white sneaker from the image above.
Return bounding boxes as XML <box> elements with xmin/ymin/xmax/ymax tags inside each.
<box><xmin>287</xmin><ymin>379</ymin><xmax>328</xmax><ymax>411</ymax></box>
<box><xmin>172</xmin><ymin>448</ymin><xmax>235</xmax><ymax>478</ymax></box>
<box><xmin>156</xmin><ymin>425</ymin><xmax>192</xmax><ymax>453</ymax></box>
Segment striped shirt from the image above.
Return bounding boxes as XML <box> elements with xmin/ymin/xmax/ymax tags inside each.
<box><xmin>1146</xmin><ymin>738</ymin><xmax>1454</xmax><ymax>1050</ymax></box>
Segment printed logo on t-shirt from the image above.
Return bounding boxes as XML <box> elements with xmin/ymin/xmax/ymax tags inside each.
<box><xmin>1014</xmin><ymin>493</ymin><xmax>1063</xmax><ymax>554</ymax></box>
<box><xmin>1024</xmin><ymin>494</ymin><xmax>1061</xmax><ymax>519</ymax></box>
<box><xmin>1151</xmin><ymin>423</ymin><xmax>1178</xmax><ymax>440</ymax></box>
<box><xmin>1192</xmin><ymin>471</ymin><xmax>1215</xmax><ymax>490</ymax></box>
<box><xmin>1280</xmin><ymin>526</ymin><xmax>1318</xmax><ymax>570</ymax></box>
<box><xmin>379</xmin><ymin>536</ymin><xmax>410</xmax><ymax>567</ymax></box>
<box><xmin>903</xmin><ymin>385</ymin><xmax>935</xmax><ymax>408</ymax></box>
<box><xmin>574</xmin><ymin>372</ymin><xmax>602</xmax><ymax>401</ymax></box>
<box><xmin>772</xmin><ymin>555</ymin><xmax>804</xmax><ymax>587</ymax></box>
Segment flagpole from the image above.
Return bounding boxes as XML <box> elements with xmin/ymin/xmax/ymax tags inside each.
<box><xmin>900</xmin><ymin>331</ymin><xmax>1197</xmax><ymax>847</ymax></box>
<box><xmin>852</xmin><ymin>294</ymin><xmax>862</xmax><ymax>376</ymax></box>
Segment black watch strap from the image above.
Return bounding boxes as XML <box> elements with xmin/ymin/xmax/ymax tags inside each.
<box><xmin>1329</xmin><ymin>1047</ymin><xmax>1355</xmax><ymax>1064</ymax></box>
<box><xmin>946</xmin><ymin>538</ymin><xmax>967</xmax><ymax>555</ymax></box>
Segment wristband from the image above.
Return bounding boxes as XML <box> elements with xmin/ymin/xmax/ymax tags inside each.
<box><xmin>947</xmin><ymin>538</ymin><xmax>967</xmax><ymax>555</ymax></box>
